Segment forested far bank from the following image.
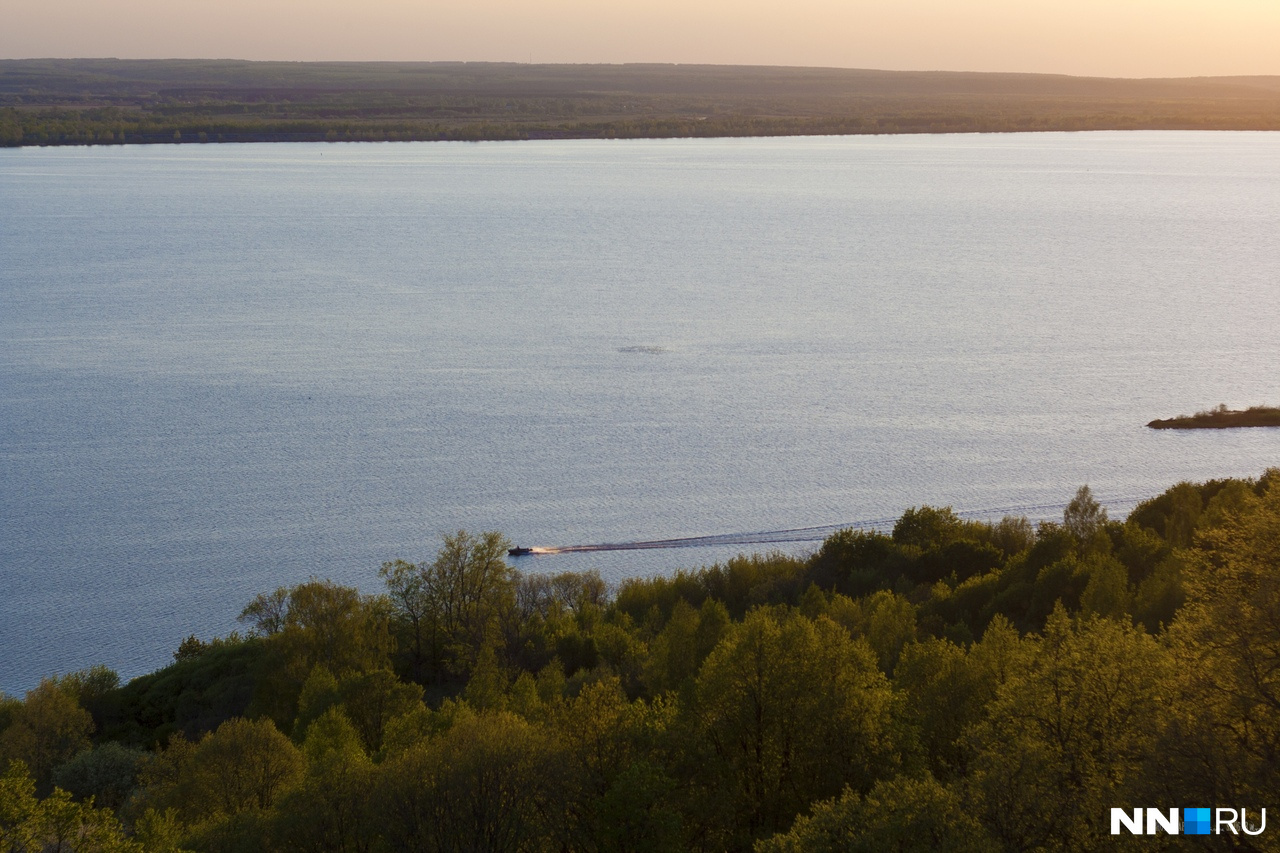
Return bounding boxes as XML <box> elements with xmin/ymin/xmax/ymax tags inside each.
<box><xmin>3</xmin><ymin>472</ymin><xmax>1280</xmax><ymax>851</ymax></box>
<box><xmin>5</xmin><ymin>60</ymin><xmax>1280</xmax><ymax>146</ymax></box>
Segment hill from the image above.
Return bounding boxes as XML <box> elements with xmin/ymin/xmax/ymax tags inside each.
<box><xmin>4</xmin><ymin>59</ymin><xmax>1280</xmax><ymax>145</ymax></box>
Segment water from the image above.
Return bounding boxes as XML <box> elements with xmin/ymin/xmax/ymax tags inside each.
<box><xmin>2</xmin><ymin>132</ymin><xmax>1279</xmax><ymax>694</ymax></box>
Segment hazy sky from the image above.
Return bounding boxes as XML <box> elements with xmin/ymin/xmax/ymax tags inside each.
<box><xmin>3</xmin><ymin>0</ymin><xmax>1279</xmax><ymax>78</ymax></box>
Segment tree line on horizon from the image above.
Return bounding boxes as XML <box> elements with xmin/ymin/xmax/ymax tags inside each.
<box><xmin>3</xmin><ymin>472</ymin><xmax>1279</xmax><ymax>852</ymax></box>
<box><xmin>8</xmin><ymin>102</ymin><xmax>1280</xmax><ymax>149</ymax></box>
<box><xmin>7</xmin><ymin>59</ymin><xmax>1280</xmax><ymax>148</ymax></box>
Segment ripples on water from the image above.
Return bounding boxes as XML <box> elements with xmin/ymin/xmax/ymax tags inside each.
<box><xmin>2</xmin><ymin>132</ymin><xmax>1279</xmax><ymax>693</ymax></box>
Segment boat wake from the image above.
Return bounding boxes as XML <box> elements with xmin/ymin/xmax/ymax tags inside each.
<box><xmin>515</xmin><ymin>496</ymin><xmax>1143</xmax><ymax>556</ymax></box>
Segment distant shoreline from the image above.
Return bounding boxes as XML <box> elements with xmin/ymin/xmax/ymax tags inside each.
<box><xmin>4</xmin><ymin>59</ymin><xmax>1280</xmax><ymax>148</ymax></box>
<box><xmin>1148</xmin><ymin>406</ymin><xmax>1280</xmax><ymax>430</ymax></box>
<box><xmin>7</xmin><ymin>126</ymin><xmax>1280</xmax><ymax>149</ymax></box>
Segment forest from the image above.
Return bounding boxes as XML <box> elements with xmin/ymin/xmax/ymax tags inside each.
<box><xmin>4</xmin><ymin>59</ymin><xmax>1280</xmax><ymax>146</ymax></box>
<box><xmin>3</xmin><ymin>472</ymin><xmax>1279</xmax><ymax>851</ymax></box>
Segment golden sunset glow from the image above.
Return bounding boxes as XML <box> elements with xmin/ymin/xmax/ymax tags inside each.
<box><xmin>3</xmin><ymin>0</ymin><xmax>1280</xmax><ymax>76</ymax></box>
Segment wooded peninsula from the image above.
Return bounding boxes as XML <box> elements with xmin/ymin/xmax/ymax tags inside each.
<box><xmin>4</xmin><ymin>59</ymin><xmax>1280</xmax><ymax>146</ymax></box>
<box><xmin>1148</xmin><ymin>404</ymin><xmax>1280</xmax><ymax>430</ymax></box>
<box><xmin>3</xmin><ymin>473</ymin><xmax>1280</xmax><ymax>851</ymax></box>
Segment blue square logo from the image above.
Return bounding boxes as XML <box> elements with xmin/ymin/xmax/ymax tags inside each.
<box><xmin>1184</xmin><ymin>808</ymin><xmax>1211</xmax><ymax>835</ymax></box>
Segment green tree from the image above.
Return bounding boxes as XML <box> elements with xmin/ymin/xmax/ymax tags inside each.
<box><xmin>0</xmin><ymin>694</ymin><xmax>19</xmax><ymax>735</ymax></box>
<box><xmin>894</xmin><ymin>638</ymin><xmax>992</xmax><ymax>780</ymax></box>
<box><xmin>379</xmin><ymin>702</ymin><xmax>445</xmax><ymax>760</ymax></box>
<box><xmin>278</xmin><ymin>581</ymin><xmax>392</xmax><ymax>679</ymax></box>
<box><xmin>857</xmin><ymin>591</ymin><xmax>918</xmax><ymax>673</ymax></box>
<box><xmin>132</xmin><ymin>807</ymin><xmax>191</xmax><ymax>853</ymax></box>
<box><xmin>1131</xmin><ymin>552</ymin><xmax>1185</xmax><ymax>632</ymax></box>
<box><xmin>377</xmin><ymin>711</ymin><xmax>564</xmax><ymax>852</ymax></box>
<box><xmin>293</xmin><ymin>666</ymin><xmax>341</xmax><ymax>739</ymax></box>
<box><xmin>893</xmin><ymin>506</ymin><xmax>964</xmax><ymax>551</ymax></box>
<box><xmin>336</xmin><ymin>670</ymin><xmax>422</xmax><ymax>755</ymax></box>
<box><xmin>643</xmin><ymin>599</ymin><xmax>700</xmax><ymax>695</ymax></box>
<box><xmin>593</xmin><ymin>760</ymin><xmax>683</xmax><ymax>853</ymax></box>
<box><xmin>0</xmin><ymin>760</ymin><xmax>142</xmax><ymax>853</ymax></box>
<box><xmin>1163</xmin><ymin>481</ymin><xmax>1204</xmax><ymax>548</ymax></box>
<box><xmin>250</xmin><ymin>581</ymin><xmax>393</xmax><ymax>725</ymax></box>
<box><xmin>0</xmin><ymin>760</ymin><xmax>39</xmax><ymax>851</ymax></box>
<box><xmin>380</xmin><ymin>559</ymin><xmax>431</xmax><ymax>680</ymax></box>
<box><xmin>237</xmin><ymin>587</ymin><xmax>289</xmax><ymax>637</ymax></box>
<box><xmin>964</xmin><ymin>607</ymin><xmax>1171</xmax><ymax>851</ymax></box>
<box><xmin>0</xmin><ymin>680</ymin><xmax>94</xmax><ymax>792</ymax></box>
<box><xmin>692</xmin><ymin>609</ymin><xmax>899</xmax><ymax>849</ymax></box>
<box><xmin>1063</xmin><ymin>485</ymin><xmax>1108</xmax><ymax>554</ymax></box>
<box><xmin>1155</xmin><ymin>476</ymin><xmax>1280</xmax><ymax>813</ymax></box>
<box><xmin>553</xmin><ymin>678</ymin><xmax>639</xmax><ymax>795</ymax></box>
<box><xmin>756</xmin><ymin>773</ymin><xmax>994</xmax><ymax>853</ymax></box>
<box><xmin>462</xmin><ymin>645</ymin><xmax>510</xmax><ymax>712</ymax></box>
<box><xmin>51</xmin><ymin>666</ymin><xmax>120</xmax><ymax>731</ymax></box>
<box><xmin>137</xmin><ymin>718</ymin><xmax>303</xmax><ymax>828</ymax></box>
<box><xmin>293</xmin><ymin>665</ymin><xmax>422</xmax><ymax>754</ymax></box>
<box><xmin>192</xmin><ymin>718</ymin><xmax>303</xmax><ymax>817</ymax></box>
<box><xmin>809</xmin><ymin>528</ymin><xmax>898</xmax><ymax>597</ymax></box>
<box><xmin>50</xmin><ymin>743</ymin><xmax>144</xmax><ymax>812</ymax></box>
<box><xmin>271</xmin><ymin>707</ymin><xmax>377</xmax><ymax>853</ymax></box>
<box><xmin>990</xmin><ymin>515</ymin><xmax>1035</xmax><ymax>558</ymax></box>
<box><xmin>1077</xmin><ymin>553</ymin><xmax>1132</xmax><ymax>619</ymax></box>
<box><xmin>384</xmin><ymin>531</ymin><xmax>516</xmax><ymax>682</ymax></box>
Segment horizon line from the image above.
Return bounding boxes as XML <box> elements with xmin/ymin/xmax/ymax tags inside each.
<box><xmin>5</xmin><ymin>56</ymin><xmax>1279</xmax><ymax>83</ymax></box>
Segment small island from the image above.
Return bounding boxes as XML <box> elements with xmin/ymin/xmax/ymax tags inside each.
<box><xmin>1148</xmin><ymin>404</ymin><xmax>1280</xmax><ymax>430</ymax></box>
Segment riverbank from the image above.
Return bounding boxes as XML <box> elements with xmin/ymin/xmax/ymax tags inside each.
<box><xmin>4</xmin><ymin>59</ymin><xmax>1280</xmax><ymax>147</ymax></box>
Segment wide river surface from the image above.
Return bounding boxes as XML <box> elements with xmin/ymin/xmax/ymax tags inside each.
<box><xmin>2</xmin><ymin>132</ymin><xmax>1279</xmax><ymax>694</ymax></box>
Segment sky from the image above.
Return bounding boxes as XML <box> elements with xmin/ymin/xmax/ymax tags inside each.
<box><xmin>3</xmin><ymin>0</ymin><xmax>1279</xmax><ymax>78</ymax></box>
